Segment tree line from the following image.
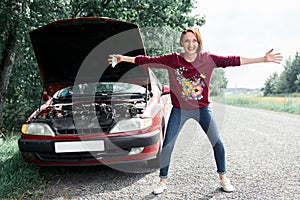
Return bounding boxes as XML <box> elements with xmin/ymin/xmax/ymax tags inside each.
<box><xmin>0</xmin><ymin>0</ymin><xmax>212</xmax><ymax>134</ymax></box>
<box><xmin>263</xmin><ymin>52</ymin><xmax>300</xmax><ymax>96</ymax></box>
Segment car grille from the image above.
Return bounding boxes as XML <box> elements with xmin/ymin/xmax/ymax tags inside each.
<box><xmin>56</xmin><ymin>127</ymin><xmax>109</xmax><ymax>135</ymax></box>
<box><xmin>35</xmin><ymin>150</ymin><xmax>130</xmax><ymax>162</ymax></box>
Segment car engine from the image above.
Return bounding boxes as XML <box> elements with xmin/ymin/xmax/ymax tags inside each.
<box><xmin>34</xmin><ymin>101</ymin><xmax>146</xmax><ymax>135</ymax></box>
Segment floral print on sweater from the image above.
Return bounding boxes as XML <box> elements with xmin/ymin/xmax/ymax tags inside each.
<box><xmin>175</xmin><ymin>67</ymin><xmax>207</xmax><ymax>100</ymax></box>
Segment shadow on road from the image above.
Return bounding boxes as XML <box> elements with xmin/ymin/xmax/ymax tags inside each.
<box><xmin>39</xmin><ymin>162</ymin><xmax>157</xmax><ymax>199</ymax></box>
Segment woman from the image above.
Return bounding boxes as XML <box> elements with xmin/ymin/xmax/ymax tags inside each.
<box><xmin>108</xmin><ymin>28</ymin><xmax>282</xmax><ymax>194</ymax></box>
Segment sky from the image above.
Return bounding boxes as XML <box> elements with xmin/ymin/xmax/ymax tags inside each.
<box><xmin>195</xmin><ymin>0</ymin><xmax>300</xmax><ymax>88</ymax></box>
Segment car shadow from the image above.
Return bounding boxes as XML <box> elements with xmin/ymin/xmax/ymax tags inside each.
<box><xmin>39</xmin><ymin>162</ymin><xmax>158</xmax><ymax>199</ymax></box>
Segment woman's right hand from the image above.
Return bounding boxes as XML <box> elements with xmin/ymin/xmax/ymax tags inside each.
<box><xmin>108</xmin><ymin>55</ymin><xmax>136</xmax><ymax>67</ymax></box>
<box><xmin>108</xmin><ymin>54</ymin><xmax>122</xmax><ymax>67</ymax></box>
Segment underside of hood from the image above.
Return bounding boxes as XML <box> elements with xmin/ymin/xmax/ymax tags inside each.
<box><xmin>30</xmin><ymin>17</ymin><xmax>147</xmax><ymax>95</ymax></box>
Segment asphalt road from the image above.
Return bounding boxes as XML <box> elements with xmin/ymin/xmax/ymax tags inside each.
<box><xmin>40</xmin><ymin>103</ymin><xmax>300</xmax><ymax>200</ymax></box>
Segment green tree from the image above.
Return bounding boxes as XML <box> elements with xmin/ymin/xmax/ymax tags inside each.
<box><xmin>263</xmin><ymin>72</ymin><xmax>279</xmax><ymax>96</ymax></box>
<box><xmin>210</xmin><ymin>68</ymin><xmax>228</xmax><ymax>96</ymax></box>
<box><xmin>1</xmin><ymin>0</ymin><xmax>69</xmax><ymax>132</ymax></box>
<box><xmin>68</xmin><ymin>0</ymin><xmax>204</xmax><ymax>29</ymax></box>
<box><xmin>0</xmin><ymin>0</ymin><xmax>21</xmax><ymax>129</ymax></box>
<box><xmin>296</xmin><ymin>73</ymin><xmax>300</xmax><ymax>93</ymax></box>
<box><xmin>263</xmin><ymin>52</ymin><xmax>300</xmax><ymax>95</ymax></box>
<box><xmin>276</xmin><ymin>52</ymin><xmax>300</xmax><ymax>94</ymax></box>
<box><xmin>277</xmin><ymin>52</ymin><xmax>300</xmax><ymax>94</ymax></box>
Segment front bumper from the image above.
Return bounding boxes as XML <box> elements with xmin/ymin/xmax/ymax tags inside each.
<box><xmin>18</xmin><ymin>130</ymin><xmax>160</xmax><ymax>165</ymax></box>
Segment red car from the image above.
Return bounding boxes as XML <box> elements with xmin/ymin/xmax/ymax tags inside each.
<box><xmin>18</xmin><ymin>17</ymin><xmax>170</xmax><ymax>167</ymax></box>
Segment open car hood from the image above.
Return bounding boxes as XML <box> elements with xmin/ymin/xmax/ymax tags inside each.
<box><xmin>30</xmin><ymin>17</ymin><xmax>147</xmax><ymax>96</ymax></box>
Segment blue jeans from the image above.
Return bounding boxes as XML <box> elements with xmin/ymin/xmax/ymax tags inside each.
<box><xmin>159</xmin><ymin>106</ymin><xmax>226</xmax><ymax>178</ymax></box>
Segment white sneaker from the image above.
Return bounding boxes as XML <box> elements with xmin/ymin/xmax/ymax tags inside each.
<box><xmin>153</xmin><ymin>181</ymin><xmax>167</xmax><ymax>194</ymax></box>
<box><xmin>220</xmin><ymin>177</ymin><xmax>235</xmax><ymax>192</ymax></box>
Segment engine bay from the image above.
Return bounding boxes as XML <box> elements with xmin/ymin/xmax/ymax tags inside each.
<box><xmin>32</xmin><ymin>100</ymin><xmax>146</xmax><ymax>135</ymax></box>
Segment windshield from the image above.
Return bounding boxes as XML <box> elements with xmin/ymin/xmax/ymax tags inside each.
<box><xmin>54</xmin><ymin>82</ymin><xmax>146</xmax><ymax>98</ymax></box>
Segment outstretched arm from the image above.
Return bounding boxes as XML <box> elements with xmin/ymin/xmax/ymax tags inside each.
<box><xmin>240</xmin><ymin>49</ymin><xmax>283</xmax><ymax>65</ymax></box>
<box><xmin>108</xmin><ymin>55</ymin><xmax>135</xmax><ymax>66</ymax></box>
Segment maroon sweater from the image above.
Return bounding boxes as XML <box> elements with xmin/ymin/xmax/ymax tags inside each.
<box><xmin>135</xmin><ymin>52</ymin><xmax>240</xmax><ymax>109</ymax></box>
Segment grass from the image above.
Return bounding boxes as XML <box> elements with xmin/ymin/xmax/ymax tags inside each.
<box><xmin>213</xmin><ymin>94</ymin><xmax>300</xmax><ymax>115</ymax></box>
<box><xmin>0</xmin><ymin>136</ymin><xmax>59</xmax><ymax>199</ymax></box>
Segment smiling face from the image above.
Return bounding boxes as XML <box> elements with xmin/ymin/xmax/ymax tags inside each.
<box><xmin>180</xmin><ymin>28</ymin><xmax>202</xmax><ymax>57</ymax></box>
<box><xmin>180</xmin><ymin>32</ymin><xmax>199</xmax><ymax>56</ymax></box>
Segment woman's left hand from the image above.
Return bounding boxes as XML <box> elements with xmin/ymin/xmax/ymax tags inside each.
<box><xmin>264</xmin><ymin>49</ymin><xmax>283</xmax><ymax>64</ymax></box>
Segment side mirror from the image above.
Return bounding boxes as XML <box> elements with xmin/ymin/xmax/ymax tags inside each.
<box><xmin>161</xmin><ymin>85</ymin><xmax>170</xmax><ymax>95</ymax></box>
<box><xmin>42</xmin><ymin>91</ymin><xmax>50</xmax><ymax>101</ymax></box>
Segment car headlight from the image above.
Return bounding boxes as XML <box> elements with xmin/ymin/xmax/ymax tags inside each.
<box><xmin>21</xmin><ymin>123</ymin><xmax>55</xmax><ymax>136</ymax></box>
<box><xmin>109</xmin><ymin>118</ymin><xmax>152</xmax><ymax>134</ymax></box>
